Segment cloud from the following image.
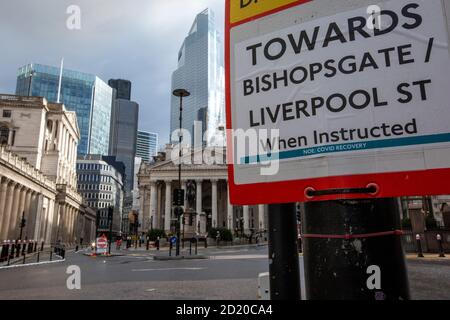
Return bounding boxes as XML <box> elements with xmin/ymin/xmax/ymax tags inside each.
<box><xmin>0</xmin><ymin>0</ymin><xmax>225</xmax><ymax>147</ymax></box>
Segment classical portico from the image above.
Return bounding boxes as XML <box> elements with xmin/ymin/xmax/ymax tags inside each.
<box><xmin>138</xmin><ymin>147</ymin><xmax>268</xmax><ymax>238</ymax></box>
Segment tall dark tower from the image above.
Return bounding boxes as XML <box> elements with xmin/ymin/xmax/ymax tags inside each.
<box><xmin>108</xmin><ymin>79</ymin><xmax>132</xmax><ymax>100</ymax></box>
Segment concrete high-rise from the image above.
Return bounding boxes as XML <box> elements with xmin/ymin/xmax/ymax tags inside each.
<box><xmin>170</xmin><ymin>9</ymin><xmax>225</xmax><ymax>146</ymax></box>
<box><xmin>16</xmin><ymin>63</ymin><xmax>113</xmax><ymax>156</ymax></box>
<box><xmin>108</xmin><ymin>79</ymin><xmax>132</xmax><ymax>101</ymax></box>
<box><xmin>108</xmin><ymin>79</ymin><xmax>139</xmax><ymax>195</ymax></box>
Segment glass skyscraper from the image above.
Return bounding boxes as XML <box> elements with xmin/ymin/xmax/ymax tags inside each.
<box><xmin>136</xmin><ymin>131</ymin><xmax>158</xmax><ymax>163</ymax></box>
<box><xmin>170</xmin><ymin>9</ymin><xmax>225</xmax><ymax>146</ymax></box>
<box><xmin>16</xmin><ymin>63</ymin><xmax>113</xmax><ymax>155</ymax></box>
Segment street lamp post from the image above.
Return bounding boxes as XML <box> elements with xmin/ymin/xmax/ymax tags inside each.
<box><xmin>172</xmin><ymin>88</ymin><xmax>190</xmax><ymax>256</ymax></box>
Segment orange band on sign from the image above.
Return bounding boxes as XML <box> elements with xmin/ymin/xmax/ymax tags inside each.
<box><xmin>230</xmin><ymin>0</ymin><xmax>310</xmax><ymax>25</ymax></box>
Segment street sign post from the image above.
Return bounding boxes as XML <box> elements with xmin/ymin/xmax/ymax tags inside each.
<box><xmin>226</xmin><ymin>0</ymin><xmax>450</xmax><ymax>205</ymax></box>
<box><xmin>223</xmin><ymin>0</ymin><xmax>450</xmax><ymax>300</ymax></box>
<box><xmin>96</xmin><ymin>235</ymin><xmax>108</xmax><ymax>255</ymax></box>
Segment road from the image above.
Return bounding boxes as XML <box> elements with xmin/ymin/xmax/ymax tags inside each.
<box><xmin>0</xmin><ymin>246</ymin><xmax>448</xmax><ymax>300</ymax></box>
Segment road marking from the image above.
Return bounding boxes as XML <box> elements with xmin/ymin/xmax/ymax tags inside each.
<box><xmin>210</xmin><ymin>254</ymin><xmax>267</xmax><ymax>260</ymax></box>
<box><xmin>131</xmin><ymin>267</ymin><xmax>206</xmax><ymax>272</ymax></box>
<box><xmin>0</xmin><ymin>259</ymin><xmax>66</xmax><ymax>270</ymax></box>
<box><xmin>145</xmin><ymin>289</ymin><xmax>157</xmax><ymax>292</ymax></box>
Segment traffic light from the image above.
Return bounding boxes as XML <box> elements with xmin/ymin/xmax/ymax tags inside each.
<box><xmin>174</xmin><ymin>206</ymin><xmax>184</xmax><ymax>218</ymax></box>
<box><xmin>173</xmin><ymin>189</ymin><xmax>185</xmax><ymax>206</ymax></box>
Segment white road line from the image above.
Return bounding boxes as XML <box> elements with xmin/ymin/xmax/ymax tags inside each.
<box><xmin>210</xmin><ymin>255</ymin><xmax>267</xmax><ymax>260</ymax></box>
<box><xmin>131</xmin><ymin>267</ymin><xmax>206</xmax><ymax>272</ymax></box>
<box><xmin>0</xmin><ymin>259</ymin><xmax>66</xmax><ymax>270</ymax></box>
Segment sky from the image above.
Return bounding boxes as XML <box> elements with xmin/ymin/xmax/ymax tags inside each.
<box><xmin>0</xmin><ymin>0</ymin><xmax>225</xmax><ymax>148</ymax></box>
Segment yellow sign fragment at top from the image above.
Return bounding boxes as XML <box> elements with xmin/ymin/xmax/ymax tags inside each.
<box><xmin>230</xmin><ymin>0</ymin><xmax>304</xmax><ymax>25</ymax></box>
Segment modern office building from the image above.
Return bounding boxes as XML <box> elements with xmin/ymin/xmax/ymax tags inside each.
<box><xmin>170</xmin><ymin>9</ymin><xmax>225</xmax><ymax>146</ymax></box>
<box><xmin>76</xmin><ymin>155</ymin><xmax>125</xmax><ymax>237</ymax></box>
<box><xmin>108</xmin><ymin>79</ymin><xmax>132</xmax><ymax>100</ymax></box>
<box><xmin>16</xmin><ymin>63</ymin><xmax>113</xmax><ymax>156</ymax></box>
<box><xmin>136</xmin><ymin>130</ymin><xmax>158</xmax><ymax>163</ymax></box>
<box><xmin>108</xmin><ymin>79</ymin><xmax>139</xmax><ymax>194</ymax></box>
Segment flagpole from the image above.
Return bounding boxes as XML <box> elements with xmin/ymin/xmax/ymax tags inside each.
<box><xmin>57</xmin><ymin>58</ymin><xmax>64</xmax><ymax>103</ymax></box>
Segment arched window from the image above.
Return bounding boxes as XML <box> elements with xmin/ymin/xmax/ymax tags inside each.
<box><xmin>0</xmin><ymin>126</ymin><xmax>9</xmax><ymax>145</ymax></box>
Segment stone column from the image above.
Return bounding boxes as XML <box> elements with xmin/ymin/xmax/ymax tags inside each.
<box><xmin>33</xmin><ymin>194</ymin><xmax>44</xmax><ymax>241</ymax></box>
<box><xmin>0</xmin><ymin>178</ymin><xmax>8</xmax><ymax>234</ymax></box>
<box><xmin>8</xmin><ymin>185</ymin><xmax>22</xmax><ymax>240</ymax></box>
<box><xmin>149</xmin><ymin>181</ymin><xmax>157</xmax><ymax>231</ymax></box>
<box><xmin>227</xmin><ymin>182</ymin><xmax>234</xmax><ymax>231</ymax></box>
<box><xmin>26</xmin><ymin>192</ymin><xmax>38</xmax><ymax>239</ymax></box>
<box><xmin>243</xmin><ymin>206</ymin><xmax>250</xmax><ymax>234</ymax></box>
<box><xmin>211</xmin><ymin>179</ymin><xmax>218</xmax><ymax>228</ymax></box>
<box><xmin>195</xmin><ymin>180</ymin><xmax>203</xmax><ymax>234</ymax></box>
<box><xmin>12</xmin><ymin>186</ymin><xmax>26</xmax><ymax>239</ymax></box>
<box><xmin>258</xmin><ymin>205</ymin><xmax>265</xmax><ymax>231</ymax></box>
<box><xmin>69</xmin><ymin>207</ymin><xmax>75</xmax><ymax>244</ymax></box>
<box><xmin>62</xmin><ymin>205</ymin><xmax>69</xmax><ymax>244</ymax></box>
<box><xmin>73</xmin><ymin>208</ymin><xmax>80</xmax><ymax>244</ymax></box>
<box><xmin>138</xmin><ymin>187</ymin><xmax>145</xmax><ymax>233</ymax></box>
<box><xmin>0</xmin><ymin>181</ymin><xmax>14</xmax><ymax>240</ymax></box>
<box><xmin>164</xmin><ymin>181</ymin><xmax>172</xmax><ymax>232</ymax></box>
<box><xmin>46</xmin><ymin>199</ymin><xmax>56</xmax><ymax>244</ymax></box>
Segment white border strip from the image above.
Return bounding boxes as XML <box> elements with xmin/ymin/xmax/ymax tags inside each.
<box><xmin>0</xmin><ymin>259</ymin><xmax>65</xmax><ymax>270</ymax></box>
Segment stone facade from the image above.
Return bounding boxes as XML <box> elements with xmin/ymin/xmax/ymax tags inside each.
<box><xmin>0</xmin><ymin>95</ymin><xmax>96</xmax><ymax>245</ymax></box>
<box><xmin>76</xmin><ymin>155</ymin><xmax>125</xmax><ymax>237</ymax></box>
<box><xmin>138</xmin><ymin>146</ymin><xmax>268</xmax><ymax>238</ymax></box>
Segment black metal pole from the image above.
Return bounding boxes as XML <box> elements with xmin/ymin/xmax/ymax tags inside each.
<box><xmin>302</xmin><ymin>198</ymin><xmax>410</xmax><ymax>300</ymax></box>
<box><xmin>108</xmin><ymin>208</ymin><xmax>113</xmax><ymax>255</ymax></box>
<box><xmin>268</xmin><ymin>203</ymin><xmax>301</xmax><ymax>300</ymax></box>
<box><xmin>176</xmin><ymin>95</ymin><xmax>183</xmax><ymax>257</ymax></box>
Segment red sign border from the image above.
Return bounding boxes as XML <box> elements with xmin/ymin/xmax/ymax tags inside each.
<box><xmin>225</xmin><ymin>0</ymin><xmax>450</xmax><ymax>205</ymax></box>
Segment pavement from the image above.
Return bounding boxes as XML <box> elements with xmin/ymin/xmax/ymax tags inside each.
<box><xmin>0</xmin><ymin>245</ymin><xmax>448</xmax><ymax>300</ymax></box>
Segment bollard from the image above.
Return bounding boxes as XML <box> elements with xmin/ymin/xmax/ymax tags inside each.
<box><xmin>416</xmin><ymin>234</ymin><xmax>424</xmax><ymax>258</ymax></box>
<box><xmin>146</xmin><ymin>240</ymin><xmax>150</xmax><ymax>251</ymax></box>
<box><xmin>0</xmin><ymin>241</ymin><xmax>7</xmax><ymax>262</ymax></box>
<box><xmin>10</xmin><ymin>241</ymin><xmax>15</xmax><ymax>260</ymax></box>
<box><xmin>34</xmin><ymin>241</ymin><xmax>37</xmax><ymax>253</ymax></box>
<box><xmin>195</xmin><ymin>239</ymin><xmax>198</xmax><ymax>255</ymax></box>
<box><xmin>50</xmin><ymin>249</ymin><xmax>53</xmax><ymax>261</ymax></box>
<box><xmin>16</xmin><ymin>241</ymin><xmax>21</xmax><ymax>258</ymax></box>
<box><xmin>156</xmin><ymin>237</ymin><xmax>160</xmax><ymax>251</ymax></box>
<box><xmin>189</xmin><ymin>240</ymin><xmax>192</xmax><ymax>256</ymax></box>
<box><xmin>23</xmin><ymin>253</ymin><xmax>26</xmax><ymax>264</ymax></box>
<box><xmin>204</xmin><ymin>239</ymin><xmax>207</xmax><ymax>249</ymax></box>
<box><xmin>437</xmin><ymin>234</ymin><xmax>446</xmax><ymax>258</ymax></box>
<box><xmin>169</xmin><ymin>242</ymin><xmax>173</xmax><ymax>257</ymax></box>
<box><xmin>37</xmin><ymin>251</ymin><xmax>40</xmax><ymax>263</ymax></box>
<box><xmin>41</xmin><ymin>241</ymin><xmax>44</xmax><ymax>252</ymax></box>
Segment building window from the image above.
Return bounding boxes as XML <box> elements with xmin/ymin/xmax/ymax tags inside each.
<box><xmin>0</xmin><ymin>126</ymin><xmax>9</xmax><ymax>145</ymax></box>
<box><xmin>2</xmin><ymin>110</ymin><xmax>11</xmax><ymax>118</ymax></box>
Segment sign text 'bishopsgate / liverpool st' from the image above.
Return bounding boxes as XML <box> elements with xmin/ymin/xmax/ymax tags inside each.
<box><xmin>238</xmin><ymin>2</ymin><xmax>437</xmax><ymax>155</ymax></box>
